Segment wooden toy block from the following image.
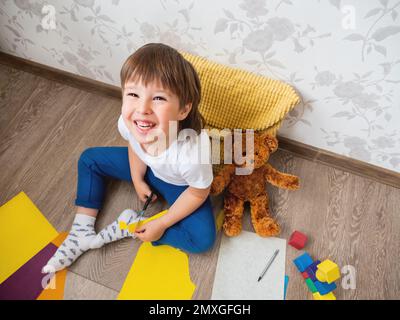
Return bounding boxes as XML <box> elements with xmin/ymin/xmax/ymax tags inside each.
<box><xmin>288</xmin><ymin>231</ymin><xmax>307</xmax><ymax>250</ymax></box>
<box><xmin>305</xmin><ymin>260</ymin><xmax>320</xmax><ymax>281</ymax></box>
<box><xmin>301</xmin><ymin>271</ymin><xmax>309</xmax><ymax>279</ymax></box>
<box><xmin>313</xmin><ymin>292</ymin><xmax>336</xmax><ymax>300</ymax></box>
<box><xmin>314</xmin><ymin>280</ymin><xmax>337</xmax><ymax>295</ymax></box>
<box><xmin>293</xmin><ymin>252</ymin><xmax>313</xmax><ymax>272</ymax></box>
<box><xmin>316</xmin><ymin>259</ymin><xmax>341</xmax><ymax>284</ymax></box>
<box><xmin>305</xmin><ymin>278</ymin><xmax>317</xmax><ymax>293</ymax></box>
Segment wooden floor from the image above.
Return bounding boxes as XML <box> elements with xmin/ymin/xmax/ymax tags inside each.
<box><xmin>0</xmin><ymin>63</ymin><xmax>399</xmax><ymax>300</ymax></box>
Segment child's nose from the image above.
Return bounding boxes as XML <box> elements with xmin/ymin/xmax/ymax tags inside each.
<box><xmin>137</xmin><ymin>100</ymin><xmax>152</xmax><ymax>114</ymax></box>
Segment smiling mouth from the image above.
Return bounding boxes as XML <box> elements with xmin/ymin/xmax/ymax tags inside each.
<box><xmin>134</xmin><ymin>120</ymin><xmax>156</xmax><ymax>132</ymax></box>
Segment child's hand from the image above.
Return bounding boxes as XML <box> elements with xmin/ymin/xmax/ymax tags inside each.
<box><xmin>134</xmin><ymin>180</ymin><xmax>157</xmax><ymax>203</ymax></box>
<box><xmin>134</xmin><ymin>219</ymin><xmax>166</xmax><ymax>242</ymax></box>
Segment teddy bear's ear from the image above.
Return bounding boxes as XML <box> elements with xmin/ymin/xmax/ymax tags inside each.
<box><xmin>261</xmin><ymin>131</ymin><xmax>278</xmax><ymax>153</ymax></box>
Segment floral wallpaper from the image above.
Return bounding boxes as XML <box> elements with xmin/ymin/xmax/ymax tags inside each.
<box><xmin>0</xmin><ymin>0</ymin><xmax>399</xmax><ymax>173</ymax></box>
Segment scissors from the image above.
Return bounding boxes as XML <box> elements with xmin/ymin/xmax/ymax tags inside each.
<box><xmin>133</xmin><ymin>191</ymin><xmax>155</xmax><ymax>234</ymax></box>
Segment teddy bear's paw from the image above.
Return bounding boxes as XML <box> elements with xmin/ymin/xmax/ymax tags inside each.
<box><xmin>254</xmin><ymin>217</ymin><xmax>280</xmax><ymax>237</ymax></box>
<box><xmin>223</xmin><ymin>219</ymin><xmax>242</xmax><ymax>237</ymax></box>
<box><xmin>284</xmin><ymin>175</ymin><xmax>300</xmax><ymax>190</ymax></box>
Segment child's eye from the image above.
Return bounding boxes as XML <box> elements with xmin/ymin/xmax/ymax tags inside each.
<box><xmin>154</xmin><ymin>96</ymin><xmax>166</xmax><ymax>101</ymax></box>
<box><xmin>127</xmin><ymin>93</ymin><xmax>138</xmax><ymax>97</ymax></box>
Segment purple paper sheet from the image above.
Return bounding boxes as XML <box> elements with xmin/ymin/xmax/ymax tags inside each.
<box><xmin>0</xmin><ymin>242</ymin><xmax>58</xmax><ymax>300</ymax></box>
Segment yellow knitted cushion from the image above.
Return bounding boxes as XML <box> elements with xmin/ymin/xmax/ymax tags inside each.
<box><xmin>180</xmin><ymin>51</ymin><xmax>300</xmax><ymax>136</ymax></box>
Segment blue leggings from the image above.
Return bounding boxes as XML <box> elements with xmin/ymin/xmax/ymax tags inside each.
<box><xmin>74</xmin><ymin>147</ymin><xmax>216</xmax><ymax>254</ymax></box>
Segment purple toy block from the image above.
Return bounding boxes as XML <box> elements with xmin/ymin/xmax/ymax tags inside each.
<box><xmin>314</xmin><ymin>280</ymin><xmax>337</xmax><ymax>295</ymax></box>
<box><xmin>305</xmin><ymin>260</ymin><xmax>321</xmax><ymax>281</ymax></box>
<box><xmin>293</xmin><ymin>252</ymin><xmax>313</xmax><ymax>272</ymax></box>
<box><xmin>306</xmin><ymin>269</ymin><xmax>317</xmax><ymax>281</ymax></box>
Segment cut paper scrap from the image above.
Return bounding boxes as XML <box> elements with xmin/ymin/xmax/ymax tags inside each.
<box><xmin>120</xmin><ymin>207</ymin><xmax>224</xmax><ymax>234</ymax></box>
<box><xmin>118</xmin><ymin>241</ymin><xmax>196</xmax><ymax>300</ymax></box>
<box><xmin>211</xmin><ymin>230</ymin><xmax>287</xmax><ymax>300</ymax></box>
<box><xmin>50</xmin><ymin>232</ymin><xmax>68</xmax><ymax>247</ymax></box>
<box><xmin>0</xmin><ymin>232</ymin><xmax>68</xmax><ymax>300</ymax></box>
<box><xmin>0</xmin><ymin>191</ymin><xmax>58</xmax><ymax>284</ymax></box>
<box><xmin>284</xmin><ymin>275</ymin><xmax>289</xmax><ymax>300</ymax></box>
<box><xmin>37</xmin><ymin>232</ymin><xmax>68</xmax><ymax>300</ymax></box>
<box><xmin>36</xmin><ymin>269</ymin><xmax>67</xmax><ymax>300</ymax></box>
<box><xmin>119</xmin><ymin>209</ymin><xmax>168</xmax><ymax>234</ymax></box>
<box><xmin>0</xmin><ymin>242</ymin><xmax>58</xmax><ymax>300</ymax></box>
<box><xmin>216</xmin><ymin>209</ymin><xmax>225</xmax><ymax>232</ymax></box>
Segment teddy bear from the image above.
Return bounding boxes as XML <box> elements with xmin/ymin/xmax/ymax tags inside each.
<box><xmin>210</xmin><ymin>130</ymin><xmax>300</xmax><ymax>237</ymax></box>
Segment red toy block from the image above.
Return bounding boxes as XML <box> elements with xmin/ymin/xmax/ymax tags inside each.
<box><xmin>288</xmin><ymin>231</ymin><xmax>307</xmax><ymax>250</ymax></box>
<box><xmin>301</xmin><ymin>271</ymin><xmax>309</xmax><ymax>279</ymax></box>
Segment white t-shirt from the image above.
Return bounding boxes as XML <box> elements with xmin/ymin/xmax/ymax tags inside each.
<box><xmin>118</xmin><ymin>115</ymin><xmax>213</xmax><ymax>189</ymax></box>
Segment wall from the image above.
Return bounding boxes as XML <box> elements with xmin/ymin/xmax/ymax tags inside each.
<box><xmin>1</xmin><ymin>0</ymin><xmax>399</xmax><ymax>173</ymax></box>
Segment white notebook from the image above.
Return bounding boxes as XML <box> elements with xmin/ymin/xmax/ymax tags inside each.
<box><xmin>211</xmin><ymin>231</ymin><xmax>286</xmax><ymax>300</ymax></box>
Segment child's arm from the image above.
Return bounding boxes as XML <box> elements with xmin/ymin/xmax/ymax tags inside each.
<box><xmin>128</xmin><ymin>143</ymin><xmax>146</xmax><ymax>183</ymax></box>
<box><xmin>128</xmin><ymin>143</ymin><xmax>156</xmax><ymax>202</ymax></box>
<box><xmin>158</xmin><ymin>185</ymin><xmax>211</xmax><ymax>229</ymax></box>
<box><xmin>134</xmin><ymin>186</ymin><xmax>210</xmax><ymax>242</ymax></box>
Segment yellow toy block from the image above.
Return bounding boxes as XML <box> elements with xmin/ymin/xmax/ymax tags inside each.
<box><xmin>313</xmin><ymin>292</ymin><xmax>336</xmax><ymax>300</ymax></box>
<box><xmin>316</xmin><ymin>259</ymin><xmax>340</xmax><ymax>284</ymax></box>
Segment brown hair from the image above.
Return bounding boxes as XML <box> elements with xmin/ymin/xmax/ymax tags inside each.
<box><xmin>120</xmin><ymin>43</ymin><xmax>204</xmax><ymax>134</ymax></box>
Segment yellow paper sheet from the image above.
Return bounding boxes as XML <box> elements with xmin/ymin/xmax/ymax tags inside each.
<box><xmin>0</xmin><ymin>192</ymin><xmax>58</xmax><ymax>284</ymax></box>
<box><xmin>118</xmin><ymin>241</ymin><xmax>196</xmax><ymax>300</ymax></box>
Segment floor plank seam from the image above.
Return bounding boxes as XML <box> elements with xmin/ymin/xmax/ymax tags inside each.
<box><xmin>67</xmin><ymin>269</ymin><xmax>120</xmax><ymax>295</ymax></box>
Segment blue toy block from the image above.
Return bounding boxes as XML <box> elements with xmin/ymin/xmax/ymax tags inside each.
<box><xmin>305</xmin><ymin>259</ymin><xmax>321</xmax><ymax>281</ymax></box>
<box><xmin>314</xmin><ymin>280</ymin><xmax>337</xmax><ymax>295</ymax></box>
<box><xmin>293</xmin><ymin>252</ymin><xmax>313</xmax><ymax>272</ymax></box>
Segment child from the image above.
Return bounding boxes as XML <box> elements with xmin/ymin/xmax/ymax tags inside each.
<box><xmin>43</xmin><ymin>43</ymin><xmax>216</xmax><ymax>273</ymax></box>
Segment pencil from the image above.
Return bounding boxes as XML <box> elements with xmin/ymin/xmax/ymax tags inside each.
<box><xmin>257</xmin><ymin>249</ymin><xmax>280</xmax><ymax>282</ymax></box>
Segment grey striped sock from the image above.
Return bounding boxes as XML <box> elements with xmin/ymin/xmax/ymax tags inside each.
<box><xmin>89</xmin><ymin>209</ymin><xmax>138</xmax><ymax>249</ymax></box>
<box><xmin>42</xmin><ymin>213</ymin><xmax>96</xmax><ymax>273</ymax></box>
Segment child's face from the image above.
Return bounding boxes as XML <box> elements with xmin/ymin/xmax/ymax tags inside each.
<box><xmin>121</xmin><ymin>79</ymin><xmax>191</xmax><ymax>147</ymax></box>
